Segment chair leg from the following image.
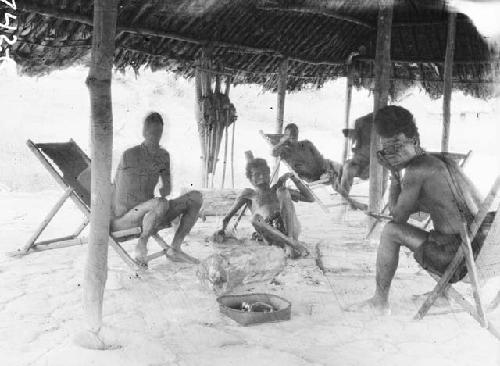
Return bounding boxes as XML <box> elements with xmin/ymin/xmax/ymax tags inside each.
<box><xmin>414</xmin><ymin>248</ymin><xmax>464</xmax><ymax>320</ymax></box>
<box><xmin>12</xmin><ymin>187</ymin><xmax>73</xmax><ymax>256</ymax></box>
<box><xmin>459</xmin><ymin>222</ymin><xmax>488</xmax><ymax>327</ymax></box>
<box><xmin>108</xmin><ymin>237</ymin><xmax>144</xmax><ymax>272</ymax></box>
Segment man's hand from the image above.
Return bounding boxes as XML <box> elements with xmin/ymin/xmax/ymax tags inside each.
<box><xmin>159</xmin><ymin>187</ymin><xmax>170</xmax><ymax>198</ymax></box>
<box><xmin>276</xmin><ymin>172</ymin><xmax>294</xmax><ymax>187</ymax></box>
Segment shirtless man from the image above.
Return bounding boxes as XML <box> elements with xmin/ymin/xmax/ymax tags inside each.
<box><xmin>78</xmin><ymin>112</ymin><xmax>202</xmax><ymax>265</ymax></box>
<box><xmin>350</xmin><ymin>105</ymin><xmax>493</xmax><ymax>314</ymax></box>
<box><xmin>340</xmin><ymin>112</ymin><xmax>372</xmax><ymax>194</ymax></box>
<box><xmin>271</xmin><ymin>123</ymin><xmax>341</xmax><ymax>183</ymax></box>
<box><xmin>215</xmin><ymin>153</ymin><xmax>314</xmax><ymax>257</ymax></box>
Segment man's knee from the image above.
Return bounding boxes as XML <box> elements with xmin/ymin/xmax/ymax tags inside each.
<box><xmin>186</xmin><ymin>190</ymin><xmax>203</xmax><ymax>208</ymax></box>
<box><xmin>381</xmin><ymin>222</ymin><xmax>402</xmax><ymax>241</ymax></box>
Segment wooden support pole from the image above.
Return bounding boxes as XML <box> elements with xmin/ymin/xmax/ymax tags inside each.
<box><xmin>441</xmin><ymin>12</ymin><xmax>456</xmax><ymax>153</ymax></box>
<box><xmin>273</xmin><ymin>58</ymin><xmax>288</xmax><ymax>181</ymax></box>
<box><xmin>368</xmin><ymin>0</ymin><xmax>393</xmax><ymax>227</ymax></box>
<box><xmin>80</xmin><ymin>0</ymin><xmax>118</xmax><ymax>347</ymax></box>
<box><xmin>342</xmin><ymin>68</ymin><xmax>354</xmax><ymax>163</ymax></box>
<box><xmin>221</xmin><ymin>125</ymin><xmax>229</xmax><ymax>189</ymax></box>
<box><xmin>231</xmin><ymin>122</ymin><xmax>235</xmax><ymax>189</ymax></box>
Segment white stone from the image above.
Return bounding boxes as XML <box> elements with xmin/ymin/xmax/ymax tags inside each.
<box><xmin>197</xmin><ymin>239</ymin><xmax>286</xmax><ymax>294</ymax></box>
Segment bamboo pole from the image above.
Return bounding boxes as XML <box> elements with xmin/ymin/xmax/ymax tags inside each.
<box><xmin>342</xmin><ymin>67</ymin><xmax>354</xmax><ymax>164</ymax></box>
<box><xmin>231</xmin><ymin>122</ymin><xmax>235</xmax><ymax>188</ymax></box>
<box><xmin>221</xmin><ymin>124</ymin><xmax>229</xmax><ymax>189</ymax></box>
<box><xmin>273</xmin><ymin>58</ymin><xmax>288</xmax><ymax>182</ymax></box>
<box><xmin>441</xmin><ymin>12</ymin><xmax>456</xmax><ymax>153</ymax></box>
<box><xmin>368</xmin><ymin>0</ymin><xmax>393</xmax><ymax>229</ymax></box>
<box><xmin>80</xmin><ymin>0</ymin><xmax>118</xmax><ymax>348</ymax></box>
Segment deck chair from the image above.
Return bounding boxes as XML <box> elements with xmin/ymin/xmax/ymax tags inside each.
<box><xmin>259</xmin><ymin>130</ymin><xmax>368</xmax><ymax>214</ymax></box>
<box><xmin>413</xmin><ymin>160</ymin><xmax>500</xmax><ymax>339</ymax></box>
<box><xmin>7</xmin><ymin>139</ymin><xmax>198</xmax><ymax>272</ymax></box>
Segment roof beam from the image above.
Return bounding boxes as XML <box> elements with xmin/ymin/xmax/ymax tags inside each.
<box><xmin>18</xmin><ymin>3</ymin><xmax>346</xmax><ymax>68</ymax></box>
<box><xmin>255</xmin><ymin>5</ymin><xmax>376</xmax><ymax>30</ymax></box>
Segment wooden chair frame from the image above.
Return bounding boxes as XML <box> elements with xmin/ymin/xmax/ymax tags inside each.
<box><xmin>7</xmin><ymin>139</ymin><xmax>196</xmax><ymax>273</ymax></box>
<box><xmin>414</xmin><ymin>164</ymin><xmax>500</xmax><ymax>340</ymax></box>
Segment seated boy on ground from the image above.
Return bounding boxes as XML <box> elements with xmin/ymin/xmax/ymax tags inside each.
<box><xmin>78</xmin><ymin>112</ymin><xmax>202</xmax><ymax>265</ymax></box>
<box><xmin>214</xmin><ymin>152</ymin><xmax>314</xmax><ymax>258</ymax></box>
<box><xmin>348</xmin><ymin>105</ymin><xmax>494</xmax><ymax>315</ymax></box>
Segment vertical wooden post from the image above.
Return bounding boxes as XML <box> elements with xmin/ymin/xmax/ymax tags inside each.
<box><xmin>342</xmin><ymin>68</ymin><xmax>354</xmax><ymax>163</ymax></box>
<box><xmin>195</xmin><ymin>68</ymin><xmax>206</xmax><ymax>188</ymax></box>
<box><xmin>79</xmin><ymin>0</ymin><xmax>118</xmax><ymax>348</ymax></box>
<box><xmin>273</xmin><ymin>58</ymin><xmax>288</xmax><ymax>180</ymax></box>
<box><xmin>368</xmin><ymin>0</ymin><xmax>393</xmax><ymax>227</ymax></box>
<box><xmin>231</xmin><ymin>122</ymin><xmax>235</xmax><ymax>189</ymax></box>
<box><xmin>441</xmin><ymin>12</ymin><xmax>456</xmax><ymax>153</ymax></box>
<box><xmin>221</xmin><ymin>125</ymin><xmax>229</xmax><ymax>189</ymax></box>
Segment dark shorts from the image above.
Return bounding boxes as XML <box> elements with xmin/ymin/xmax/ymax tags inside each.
<box><xmin>413</xmin><ymin>212</ymin><xmax>495</xmax><ymax>283</ymax></box>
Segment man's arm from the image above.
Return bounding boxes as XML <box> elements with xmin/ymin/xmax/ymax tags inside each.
<box><xmin>276</xmin><ymin>173</ymin><xmax>315</xmax><ymax>202</ymax></box>
<box><xmin>271</xmin><ymin>137</ymin><xmax>290</xmax><ymax>158</ymax></box>
<box><xmin>390</xmin><ymin>167</ymin><xmax>425</xmax><ymax>223</ymax></box>
<box><xmin>159</xmin><ymin>151</ymin><xmax>171</xmax><ymax>197</ymax></box>
<box><xmin>221</xmin><ymin>188</ymin><xmax>253</xmax><ymax>230</ymax></box>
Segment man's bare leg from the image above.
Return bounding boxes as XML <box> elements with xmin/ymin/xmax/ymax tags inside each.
<box><xmin>277</xmin><ymin>187</ymin><xmax>300</xmax><ymax>241</ymax></box>
<box><xmin>160</xmin><ymin>191</ymin><xmax>202</xmax><ymax>261</ymax></box>
<box><xmin>348</xmin><ymin>222</ymin><xmax>427</xmax><ymax>314</ymax></box>
<box><xmin>251</xmin><ymin>214</ymin><xmax>309</xmax><ymax>258</ymax></box>
<box><xmin>111</xmin><ymin>198</ymin><xmax>169</xmax><ymax>265</ymax></box>
<box><xmin>339</xmin><ymin>161</ymin><xmax>359</xmax><ymax>196</ymax></box>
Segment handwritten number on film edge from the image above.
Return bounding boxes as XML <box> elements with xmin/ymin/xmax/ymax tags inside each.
<box><xmin>0</xmin><ymin>0</ymin><xmax>16</xmax><ymax>62</ymax></box>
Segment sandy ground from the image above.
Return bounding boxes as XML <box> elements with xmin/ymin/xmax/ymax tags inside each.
<box><xmin>1</xmin><ymin>186</ymin><xmax>500</xmax><ymax>366</ymax></box>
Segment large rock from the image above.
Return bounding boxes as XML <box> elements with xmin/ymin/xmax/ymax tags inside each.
<box><xmin>197</xmin><ymin>239</ymin><xmax>286</xmax><ymax>294</ymax></box>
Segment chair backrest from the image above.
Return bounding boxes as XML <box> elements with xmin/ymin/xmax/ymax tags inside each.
<box><xmin>34</xmin><ymin>140</ymin><xmax>91</xmax><ymax>207</ymax></box>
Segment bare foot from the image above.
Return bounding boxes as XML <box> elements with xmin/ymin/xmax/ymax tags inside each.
<box><xmin>167</xmin><ymin>248</ymin><xmax>199</xmax><ymax>264</ymax></box>
<box><xmin>134</xmin><ymin>244</ymin><xmax>148</xmax><ymax>267</ymax></box>
<box><xmin>345</xmin><ymin>297</ymin><xmax>391</xmax><ymax>315</ymax></box>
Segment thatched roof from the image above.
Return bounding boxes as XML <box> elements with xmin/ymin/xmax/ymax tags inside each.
<box><xmin>6</xmin><ymin>0</ymin><xmax>500</xmax><ymax>98</ymax></box>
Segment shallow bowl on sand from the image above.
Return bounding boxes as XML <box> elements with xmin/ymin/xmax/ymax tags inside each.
<box><xmin>217</xmin><ymin>293</ymin><xmax>291</xmax><ymax>326</ymax></box>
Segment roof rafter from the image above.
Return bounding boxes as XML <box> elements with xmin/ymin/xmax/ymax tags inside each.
<box><xmin>19</xmin><ymin>2</ymin><xmax>346</xmax><ymax>68</ymax></box>
<box><xmin>255</xmin><ymin>5</ymin><xmax>376</xmax><ymax>30</ymax></box>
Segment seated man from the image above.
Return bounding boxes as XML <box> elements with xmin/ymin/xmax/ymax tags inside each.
<box><xmin>78</xmin><ymin>112</ymin><xmax>202</xmax><ymax>265</ymax></box>
<box><xmin>271</xmin><ymin>123</ymin><xmax>342</xmax><ymax>184</ymax></box>
<box><xmin>349</xmin><ymin>105</ymin><xmax>494</xmax><ymax>315</ymax></box>
<box><xmin>340</xmin><ymin>112</ymin><xmax>372</xmax><ymax>194</ymax></box>
<box><xmin>215</xmin><ymin>153</ymin><xmax>314</xmax><ymax>258</ymax></box>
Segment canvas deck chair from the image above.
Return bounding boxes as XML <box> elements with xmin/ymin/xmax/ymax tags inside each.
<box><xmin>413</xmin><ymin>162</ymin><xmax>500</xmax><ymax>339</ymax></box>
<box><xmin>259</xmin><ymin>130</ymin><xmax>368</xmax><ymax>215</ymax></box>
<box><xmin>8</xmin><ymin>139</ymin><xmax>197</xmax><ymax>272</ymax></box>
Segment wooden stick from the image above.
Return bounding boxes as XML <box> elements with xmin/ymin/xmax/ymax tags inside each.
<box><xmin>231</xmin><ymin>122</ymin><xmax>235</xmax><ymax>189</ymax></box>
<box><xmin>151</xmin><ymin>234</ymin><xmax>200</xmax><ymax>264</ymax></box>
<box><xmin>342</xmin><ymin>68</ymin><xmax>353</xmax><ymax>164</ymax></box>
<box><xmin>414</xmin><ymin>174</ymin><xmax>500</xmax><ymax>320</ymax></box>
<box><xmin>441</xmin><ymin>12</ymin><xmax>457</xmax><ymax>153</ymax></box>
<box><xmin>221</xmin><ymin>124</ymin><xmax>229</xmax><ymax>189</ymax></box>
<box><xmin>368</xmin><ymin>0</ymin><xmax>393</xmax><ymax>230</ymax></box>
<box><xmin>111</xmin><ymin>227</ymin><xmax>142</xmax><ymax>239</ymax></box>
<box><xmin>255</xmin><ymin>5</ymin><xmax>375</xmax><ymax>30</ymax></box>
<box><xmin>273</xmin><ymin>58</ymin><xmax>288</xmax><ymax>183</ymax></box>
<box><xmin>459</xmin><ymin>222</ymin><xmax>488</xmax><ymax>327</ymax></box>
<box><xmin>18</xmin><ymin>186</ymin><xmax>73</xmax><ymax>254</ymax></box>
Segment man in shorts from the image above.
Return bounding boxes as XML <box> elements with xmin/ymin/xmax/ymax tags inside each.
<box><xmin>349</xmin><ymin>105</ymin><xmax>493</xmax><ymax>315</ymax></box>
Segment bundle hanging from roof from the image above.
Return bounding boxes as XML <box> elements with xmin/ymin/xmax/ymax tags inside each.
<box><xmin>195</xmin><ymin>52</ymin><xmax>237</xmax><ymax>188</ymax></box>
